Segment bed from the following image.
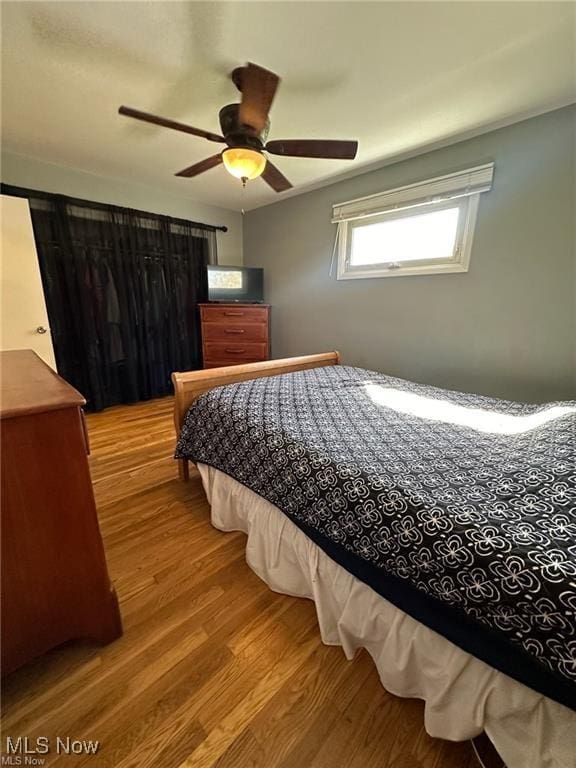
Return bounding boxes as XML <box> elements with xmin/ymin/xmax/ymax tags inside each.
<box><xmin>172</xmin><ymin>352</ymin><xmax>576</xmax><ymax>768</ymax></box>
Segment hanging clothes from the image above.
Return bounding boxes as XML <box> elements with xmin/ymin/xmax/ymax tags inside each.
<box><xmin>1</xmin><ymin>185</ymin><xmax>219</xmax><ymax>410</ymax></box>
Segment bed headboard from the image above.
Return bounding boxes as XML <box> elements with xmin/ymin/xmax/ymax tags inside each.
<box><xmin>171</xmin><ymin>351</ymin><xmax>340</xmax><ymax>437</ymax></box>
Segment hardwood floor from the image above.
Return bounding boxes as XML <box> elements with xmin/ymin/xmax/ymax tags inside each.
<box><xmin>2</xmin><ymin>396</ymin><xmax>497</xmax><ymax>768</ymax></box>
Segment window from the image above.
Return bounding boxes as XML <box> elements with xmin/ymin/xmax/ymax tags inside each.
<box><xmin>333</xmin><ymin>163</ymin><xmax>494</xmax><ymax>279</ymax></box>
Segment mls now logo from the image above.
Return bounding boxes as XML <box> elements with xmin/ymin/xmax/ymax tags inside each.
<box><xmin>2</xmin><ymin>737</ymin><xmax>100</xmax><ymax>763</ymax></box>
<box><xmin>2</xmin><ymin>737</ymin><xmax>49</xmax><ymax>765</ymax></box>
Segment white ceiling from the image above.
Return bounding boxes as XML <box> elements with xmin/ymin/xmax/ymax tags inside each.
<box><xmin>1</xmin><ymin>1</ymin><xmax>575</xmax><ymax>212</ymax></box>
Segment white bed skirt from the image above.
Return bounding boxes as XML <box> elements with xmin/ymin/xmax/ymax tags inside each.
<box><xmin>197</xmin><ymin>463</ymin><xmax>576</xmax><ymax>768</ymax></box>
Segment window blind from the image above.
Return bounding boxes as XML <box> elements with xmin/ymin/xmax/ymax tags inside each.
<box><xmin>331</xmin><ymin>163</ymin><xmax>494</xmax><ymax>223</ymax></box>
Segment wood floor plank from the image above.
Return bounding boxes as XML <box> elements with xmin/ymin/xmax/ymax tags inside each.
<box><xmin>115</xmin><ymin>611</ymin><xmax>320</xmax><ymax>768</ymax></box>
<box><xmin>247</xmin><ymin>646</ymin><xmax>372</xmax><ymax>768</ymax></box>
<box><xmin>309</xmin><ymin>660</ymin><xmax>400</xmax><ymax>768</ymax></box>
<box><xmin>0</xmin><ymin>395</ymin><xmax>492</xmax><ymax>768</ymax></box>
<box><xmin>176</xmin><ymin>634</ymin><xmax>321</xmax><ymax>768</ymax></box>
<box><xmin>213</xmin><ymin>728</ymin><xmax>265</xmax><ymax>768</ymax></box>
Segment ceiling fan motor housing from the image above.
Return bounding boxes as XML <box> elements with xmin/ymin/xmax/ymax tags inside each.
<box><xmin>219</xmin><ymin>104</ymin><xmax>270</xmax><ymax>149</ymax></box>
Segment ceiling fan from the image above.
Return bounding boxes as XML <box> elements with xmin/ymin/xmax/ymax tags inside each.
<box><xmin>118</xmin><ymin>62</ymin><xmax>358</xmax><ymax>193</ymax></box>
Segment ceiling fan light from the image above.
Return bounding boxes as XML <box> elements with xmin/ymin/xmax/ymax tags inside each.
<box><xmin>222</xmin><ymin>148</ymin><xmax>267</xmax><ymax>180</ymax></box>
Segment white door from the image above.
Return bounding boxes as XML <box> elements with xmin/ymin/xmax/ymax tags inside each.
<box><xmin>0</xmin><ymin>194</ymin><xmax>57</xmax><ymax>369</ymax></box>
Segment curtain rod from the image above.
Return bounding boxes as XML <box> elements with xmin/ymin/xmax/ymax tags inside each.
<box><xmin>0</xmin><ymin>183</ymin><xmax>228</xmax><ymax>233</ymax></box>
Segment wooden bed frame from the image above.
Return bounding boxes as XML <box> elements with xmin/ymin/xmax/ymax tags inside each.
<box><xmin>171</xmin><ymin>351</ymin><xmax>341</xmax><ymax>481</ymax></box>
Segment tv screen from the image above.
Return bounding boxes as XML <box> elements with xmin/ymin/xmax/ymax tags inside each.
<box><xmin>207</xmin><ymin>265</ymin><xmax>264</xmax><ymax>304</ymax></box>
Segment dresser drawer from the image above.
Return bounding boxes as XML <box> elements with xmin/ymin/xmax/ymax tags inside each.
<box><xmin>200</xmin><ymin>305</ymin><xmax>268</xmax><ymax>325</ymax></box>
<box><xmin>202</xmin><ymin>323</ymin><xmax>268</xmax><ymax>343</ymax></box>
<box><xmin>203</xmin><ymin>341</ymin><xmax>268</xmax><ymax>361</ymax></box>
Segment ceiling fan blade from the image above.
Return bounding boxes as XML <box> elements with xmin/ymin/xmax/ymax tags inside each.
<box><xmin>266</xmin><ymin>139</ymin><xmax>358</xmax><ymax>160</ymax></box>
<box><xmin>175</xmin><ymin>154</ymin><xmax>223</xmax><ymax>178</ymax></box>
<box><xmin>119</xmin><ymin>106</ymin><xmax>225</xmax><ymax>144</ymax></box>
<box><xmin>262</xmin><ymin>161</ymin><xmax>293</xmax><ymax>193</ymax></box>
<box><xmin>238</xmin><ymin>63</ymin><xmax>280</xmax><ymax>133</ymax></box>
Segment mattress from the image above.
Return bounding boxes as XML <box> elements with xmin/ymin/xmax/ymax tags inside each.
<box><xmin>176</xmin><ymin>364</ymin><xmax>576</xmax><ymax>710</ymax></box>
<box><xmin>198</xmin><ymin>463</ymin><xmax>576</xmax><ymax>768</ymax></box>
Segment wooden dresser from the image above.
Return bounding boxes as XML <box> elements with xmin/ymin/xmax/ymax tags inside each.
<box><xmin>1</xmin><ymin>350</ymin><xmax>122</xmax><ymax>675</ymax></box>
<box><xmin>200</xmin><ymin>303</ymin><xmax>271</xmax><ymax>368</ymax></box>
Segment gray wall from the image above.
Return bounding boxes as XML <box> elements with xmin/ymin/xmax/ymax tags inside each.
<box><xmin>1</xmin><ymin>151</ymin><xmax>243</xmax><ymax>265</ymax></box>
<box><xmin>244</xmin><ymin>106</ymin><xmax>576</xmax><ymax>402</ymax></box>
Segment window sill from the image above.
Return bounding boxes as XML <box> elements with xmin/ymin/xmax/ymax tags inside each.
<box><xmin>336</xmin><ymin>262</ymin><xmax>469</xmax><ymax>280</ymax></box>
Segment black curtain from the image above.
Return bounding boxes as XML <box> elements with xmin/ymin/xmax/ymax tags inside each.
<box><xmin>2</xmin><ymin>186</ymin><xmax>219</xmax><ymax>411</ymax></box>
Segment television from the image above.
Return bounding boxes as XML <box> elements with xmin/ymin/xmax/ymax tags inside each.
<box><xmin>207</xmin><ymin>265</ymin><xmax>264</xmax><ymax>304</ymax></box>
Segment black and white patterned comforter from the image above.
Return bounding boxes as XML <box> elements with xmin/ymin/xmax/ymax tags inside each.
<box><xmin>176</xmin><ymin>365</ymin><xmax>576</xmax><ymax>708</ymax></box>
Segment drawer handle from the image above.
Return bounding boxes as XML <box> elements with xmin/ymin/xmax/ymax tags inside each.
<box><xmin>223</xmin><ymin>311</ymin><xmax>245</xmax><ymax>316</ymax></box>
<box><xmin>225</xmin><ymin>328</ymin><xmax>245</xmax><ymax>334</ymax></box>
<box><xmin>225</xmin><ymin>348</ymin><xmax>246</xmax><ymax>353</ymax></box>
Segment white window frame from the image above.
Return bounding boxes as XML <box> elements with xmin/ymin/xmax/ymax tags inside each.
<box><xmin>332</xmin><ymin>163</ymin><xmax>493</xmax><ymax>280</ymax></box>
